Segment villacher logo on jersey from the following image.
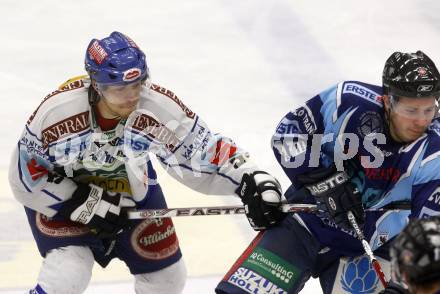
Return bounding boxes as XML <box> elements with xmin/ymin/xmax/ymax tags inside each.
<box><xmin>123</xmin><ymin>68</ymin><xmax>141</xmax><ymax>82</ymax></box>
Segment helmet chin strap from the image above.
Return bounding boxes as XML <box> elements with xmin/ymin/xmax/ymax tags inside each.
<box><xmin>89</xmin><ymin>80</ymin><xmax>121</xmax><ymax>120</ymax></box>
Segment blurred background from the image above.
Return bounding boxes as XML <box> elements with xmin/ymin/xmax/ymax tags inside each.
<box><xmin>1</xmin><ymin>0</ymin><xmax>439</xmax><ymax>292</ymax></box>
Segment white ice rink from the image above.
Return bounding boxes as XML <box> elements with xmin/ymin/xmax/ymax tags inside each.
<box><xmin>1</xmin><ymin>0</ymin><xmax>440</xmax><ymax>293</ymax></box>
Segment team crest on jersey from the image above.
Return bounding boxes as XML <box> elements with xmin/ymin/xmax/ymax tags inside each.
<box><xmin>377</xmin><ymin>232</ymin><xmax>389</xmax><ymax>247</ymax></box>
<box><xmin>340</xmin><ymin>255</ymin><xmax>379</xmax><ymax>294</ymax></box>
<box><xmin>131</xmin><ymin>218</ymin><xmax>179</xmax><ymax>260</ymax></box>
<box><xmin>36</xmin><ymin>213</ymin><xmax>90</xmax><ymax>237</ymax></box>
<box><xmin>357</xmin><ymin>111</ymin><xmax>383</xmax><ymax>137</ymax></box>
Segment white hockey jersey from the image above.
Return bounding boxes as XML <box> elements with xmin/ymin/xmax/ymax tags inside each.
<box><xmin>9</xmin><ymin>76</ymin><xmax>257</xmax><ymax>217</ymax></box>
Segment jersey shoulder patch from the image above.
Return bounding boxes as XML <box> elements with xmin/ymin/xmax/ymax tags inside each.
<box><xmin>341</xmin><ymin>81</ymin><xmax>382</xmax><ymax>106</ymax></box>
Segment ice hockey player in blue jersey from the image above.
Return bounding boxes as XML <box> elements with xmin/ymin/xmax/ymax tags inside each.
<box><xmin>8</xmin><ymin>32</ymin><xmax>282</xmax><ymax>294</ymax></box>
<box><xmin>216</xmin><ymin>51</ymin><xmax>440</xmax><ymax>294</ymax></box>
<box><xmin>380</xmin><ymin>216</ymin><xmax>440</xmax><ymax>294</ymax></box>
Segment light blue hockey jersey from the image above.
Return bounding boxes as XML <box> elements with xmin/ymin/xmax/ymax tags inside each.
<box><xmin>273</xmin><ymin>80</ymin><xmax>440</xmax><ymax>256</ymax></box>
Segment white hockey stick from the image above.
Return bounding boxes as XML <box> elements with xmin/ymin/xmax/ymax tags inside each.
<box><xmin>127</xmin><ymin>203</ymin><xmax>408</xmax><ymax>219</ymax></box>
<box><xmin>347</xmin><ymin>211</ymin><xmax>388</xmax><ymax>288</ymax></box>
<box><xmin>127</xmin><ymin>203</ymin><xmax>317</xmax><ymax>219</ymax></box>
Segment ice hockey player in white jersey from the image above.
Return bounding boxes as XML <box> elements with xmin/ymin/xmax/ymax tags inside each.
<box><xmin>8</xmin><ymin>31</ymin><xmax>283</xmax><ymax>294</ymax></box>
<box><xmin>216</xmin><ymin>51</ymin><xmax>440</xmax><ymax>294</ymax></box>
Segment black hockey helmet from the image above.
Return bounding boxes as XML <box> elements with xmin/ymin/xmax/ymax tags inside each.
<box><xmin>390</xmin><ymin>216</ymin><xmax>440</xmax><ymax>285</ymax></box>
<box><xmin>383</xmin><ymin>51</ymin><xmax>440</xmax><ymax>98</ymax></box>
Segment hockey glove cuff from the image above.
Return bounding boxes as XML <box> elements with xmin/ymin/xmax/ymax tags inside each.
<box><xmin>236</xmin><ymin>171</ymin><xmax>285</xmax><ymax>231</ymax></box>
<box><xmin>298</xmin><ymin>166</ymin><xmax>365</xmax><ymax>231</ymax></box>
<box><xmin>59</xmin><ymin>183</ymin><xmax>136</xmax><ymax>238</ymax></box>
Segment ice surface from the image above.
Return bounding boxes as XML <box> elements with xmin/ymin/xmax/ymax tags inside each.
<box><xmin>1</xmin><ymin>0</ymin><xmax>439</xmax><ymax>292</ymax></box>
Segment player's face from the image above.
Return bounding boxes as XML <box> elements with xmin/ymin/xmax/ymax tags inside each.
<box><xmin>386</xmin><ymin>96</ymin><xmax>438</xmax><ymax>143</ymax></box>
<box><xmin>98</xmin><ymin>80</ymin><xmax>143</xmax><ymax>118</ymax></box>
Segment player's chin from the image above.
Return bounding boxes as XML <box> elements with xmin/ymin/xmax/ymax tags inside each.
<box><xmin>403</xmin><ymin>131</ymin><xmax>424</xmax><ymax>142</ymax></box>
<box><xmin>117</xmin><ymin>105</ymin><xmax>137</xmax><ymax>118</ymax></box>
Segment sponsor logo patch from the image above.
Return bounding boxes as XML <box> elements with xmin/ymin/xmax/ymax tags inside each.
<box><xmin>86</xmin><ymin>176</ymin><xmax>131</xmax><ymax>193</ymax></box>
<box><xmin>36</xmin><ymin>213</ymin><xmax>90</xmax><ymax>237</ymax></box>
<box><xmin>417</xmin><ymin>67</ymin><xmax>427</xmax><ymax>76</ymax></box>
<box><xmin>275</xmin><ymin>121</ymin><xmax>301</xmax><ymax>134</ymax></box>
<box><xmin>42</xmin><ymin>111</ymin><xmax>89</xmax><ymax>149</ymax></box>
<box><xmin>88</xmin><ymin>40</ymin><xmax>108</xmax><ymax>64</ymax></box>
<box><xmin>418</xmin><ymin>84</ymin><xmax>434</xmax><ymax>92</ymax></box>
<box><xmin>343</xmin><ymin>83</ymin><xmax>381</xmax><ymax>105</ymax></box>
<box><xmin>131</xmin><ymin>218</ymin><xmax>179</xmax><ymax>260</ymax></box>
<box><xmin>364</xmin><ymin>167</ymin><xmax>401</xmax><ymax>182</ymax></box>
<box><xmin>293</xmin><ymin>107</ymin><xmax>316</xmax><ymax>135</ymax></box>
<box><xmin>123</xmin><ymin>68</ymin><xmax>141</xmax><ymax>82</ymax></box>
<box><xmin>228</xmin><ymin>267</ymin><xmax>288</xmax><ymax>294</ymax></box>
<box><xmin>242</xmin><ymin>247</ymin><xmax>299</xmax><ymax>290</ymax></box>
<box><xmin>181</xmin><ymin>123</ymin><xmax>210</xmax><ymax>160</ymax></box>
<box><xmin>131</xmin><ymin>113</ymin><xmax>180</xmax><ymax>152</ymax></box>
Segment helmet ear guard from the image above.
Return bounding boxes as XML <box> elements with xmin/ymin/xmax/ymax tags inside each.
<box><xmin>383</xmin><ymin>51</ymin><xmax>440</xmax><ymax>98</ymax></box>
<box><xmin>88</xmin><ymin>80</ymin><xmax>100</xmax><ymax>106</ymax></box>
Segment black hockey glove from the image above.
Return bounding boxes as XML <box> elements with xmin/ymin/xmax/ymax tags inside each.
<box><xmin>236</xmin><ymin>171</ymin><xmax>285</xmax><ymax>231</ymax></box>
<box><xmin>297</xmin><ymin>165</ymin><xmax>365</xmax><ymax>231</ymax></box>
<box><xmin>59</xmin><ymin>183</ymin><xmax>136</xmax><ymax>238</ymax></box>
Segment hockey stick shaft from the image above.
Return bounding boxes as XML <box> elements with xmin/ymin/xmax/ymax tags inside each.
<box><xmin>127</xmin><ymin>203</ymin><xmax>405</xmax><ymax>219</ymax></box>
<box><xmin>347</xmin><ymin>211</ymin><xmax>388</xmax><ymax>288</ymax></box>
<box><xmin>127</xmin><ymin>203</ymin><xmax>317</xmax><ymax>219</ymax></box>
